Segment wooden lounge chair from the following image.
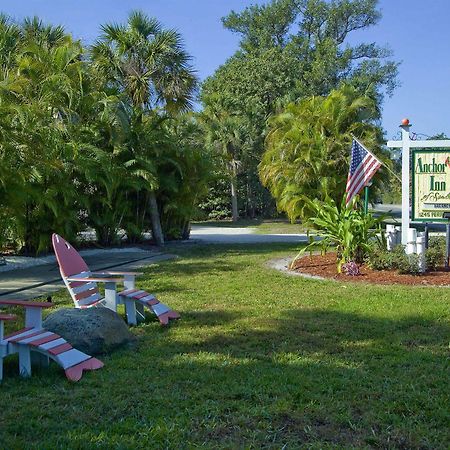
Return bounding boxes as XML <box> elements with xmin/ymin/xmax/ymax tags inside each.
<box><xmin>0</xmin><ymin>299</ymin><xmax>103</xmax><ymax>382</ymax></box>
<box><xmin>52</xmin><ymin>233</ymin><xmax>180</xmax><ymax>326</ymax></box>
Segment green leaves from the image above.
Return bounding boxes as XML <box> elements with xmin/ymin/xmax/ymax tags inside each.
<box><xmin>259</xmin><ymin>86</ymin><xmax>390</xmax><ymax>221</ymax></box>
<box><xmin>0</xmin><ymin>12</ymin><xmax>211</xmax><ymax>253</ymax></box>
<box><xmin>292</xmin><ymin>196</ymin><xmax>385</xmax><ymax>272</ymax></box>
<box><xmin>92</xmin><ymin>10</ymin><xmax>197</xmax><ymax>114</ymax></box>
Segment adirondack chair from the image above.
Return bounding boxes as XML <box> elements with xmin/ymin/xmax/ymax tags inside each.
<box><xmin>52</xmin><ymin>233</ymin><xmax>180</xmax><ymax>326</ymax></box>
<box><xmin>0</xmin><ymin>299</ymin><xmax>103</xmax><ymax>382</ymax></box>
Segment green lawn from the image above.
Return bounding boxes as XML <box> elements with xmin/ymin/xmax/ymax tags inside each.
<box><xmin>193</xmin><ymin>219</ymin><xmax>308</xmax><ymax>234</ymax></box>
<box><xmin>1</xmin><ymin>244</ymin><xmax>449</xmax><ymax>449</ymax></box>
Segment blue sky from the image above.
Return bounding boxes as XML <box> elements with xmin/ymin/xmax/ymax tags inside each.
<box><xmin>2</xmin><ymin>0</ymin><xmax>449</xmax><ymax>139</ymax></box>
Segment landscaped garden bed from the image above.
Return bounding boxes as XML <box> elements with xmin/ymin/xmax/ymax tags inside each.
<box><xmin>292</xmin><ymin>252</ymin><xmax>450</xmax><ymax>286</ymax></box>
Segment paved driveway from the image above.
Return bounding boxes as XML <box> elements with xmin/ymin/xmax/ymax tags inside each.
<box><xmin>189</xmin><ymin>225</ymin><xmax>309</xmax><ymax>244</ymax></box>
<box><xmin>1</xmin><ymin>226</ymin><xmax>308</xmax><ymax>300</ymax></box>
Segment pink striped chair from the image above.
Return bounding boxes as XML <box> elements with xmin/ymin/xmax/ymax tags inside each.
<box><xmin>52</xmin><ymin>234</ymin><xmax>180</xmax><ymax>326</ymax></box>
<box><xmin>0</xmin><ymin>299</ymin><xmax>103</xmax><ymax>382</ymax></box>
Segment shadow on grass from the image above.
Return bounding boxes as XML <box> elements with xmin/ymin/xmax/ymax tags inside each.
<box><xmin>1</xmin><ymin>308</ymin><xmax>447</xmax><ymax>449</ymax></box>
<box><xmin>1</xmin><ymin>244</ymin><xmax>448</xmax><ymax>449</ymax></box>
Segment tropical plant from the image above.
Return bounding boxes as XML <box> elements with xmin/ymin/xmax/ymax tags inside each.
<box><xmin>292</xmin><ymin>196</ymin><xmax>384</xmax><ymax>273</ymax></box>
<box><xmin>91</xmin><ymin>10</ymin><xmax>197</xmax><ymax>245</ymax></box>
<box><xmin>201</xmin><ymin>0</ymin><xmax>398</xmax><ymax>219</ymax></box>
<box><xmin>157</xmin><ymin>114</ymin><xmax>214</xmax><ymax>238</ymax></box>
<box><xmin>201</xmin><ymin>99</ymin><xmax>252</xmax><ymax>221</ymax></box>
<box><xmin>0</xmin><ymin>16</ymin><xmax>88</xmax><ymax>253</ymax></box>
<box><xmin>0</xmin><ymin>12</ymin><xmax>207</xmax><ymax>254</ymax></box>
<box><xmin>260</xmin><ymin>86</ymin><xmax>390</xmax><ymax>221</ymax></box>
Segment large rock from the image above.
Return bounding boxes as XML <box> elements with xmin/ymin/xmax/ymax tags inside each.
<box><xmin>43</xmin><ymin>307</ymin><xmax>136</xmax><ymax>355</ymax></box>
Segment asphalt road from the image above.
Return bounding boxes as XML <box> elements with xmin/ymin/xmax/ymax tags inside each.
<box><xmin>189</xmin><ymin>225</ymin><xmax>309</xmax><ymax>244</ymax></box>
<box><xmin>0</xmin><ymin>251</ymin><xmax>175</xmax><ymax>300</ymax></box>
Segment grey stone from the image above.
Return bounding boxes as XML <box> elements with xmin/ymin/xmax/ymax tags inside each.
<box><xmin>43</xmin><ymin>307</ymin><xmax>136</xmax><ymax>355</ymax></box>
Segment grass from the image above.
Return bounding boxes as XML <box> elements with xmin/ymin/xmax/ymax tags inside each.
<box><xmin>192</xmin><ymin>219</ymin><xmax>309</xmax><ymax>234</ymax></box>
<box><xmin>1</xmin><ymin>243</ymin><xmax>449</xmax><ymax>449</ymax></box>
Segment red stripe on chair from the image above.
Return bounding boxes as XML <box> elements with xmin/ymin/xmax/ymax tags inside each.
<box><xmin>134</xmin><ymin>292</ymin><xmax>151</xmax><ymax>300</ymax></box>
<box><xmin>47</xmin><ymin>342</ymin><xmax>73</xmax><ymax>356</ymax></box>
<box><xmin>0</xmin><ymin>300</ymin><xmax>52</xmax><ymax>308</ymax></box>
<box><xmin>3</xmin><ymin>327</ymin><xmax>32</xmax><ymax>339</ymax></box>
<box><xmin>69</xmin><ymin>280</ymin><xmax>89</xmax><ymax>288</ymax></box>
<box><xmin>158</xmin><ymin>312</ymin><xmax>170</xmax><ymax>325</ymax></box>
<box><xmin>29</xmin><ymin>333</ymin><xmax>60</xmax><ymax>347</ymax></box>
<box><xmin>146</xmin><ymin>299</ymin><xmax>159</xmax><ymax>306</ymax></box>
<box><xmin>74</xmin><ymin>288</ymin><xmax>99</xmax><ymax>301</ymax></box>
<box><xmin>8</xmin><ymin>329</ymin><xmax>46</xmax><ymax>343</ymax></box>
<box><xmin>65</xmin><ymin>357</ymin><xmax>104</xmax><ymax>382</ymax></box>
<box><xmin>118</xmin><ymin>289</ymin><xmax>138</xmax><ymax>296</ymax></box>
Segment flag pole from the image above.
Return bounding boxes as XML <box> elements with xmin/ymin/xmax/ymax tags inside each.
<box><xmin>364</xmin><ymin>185</ymin><xmax>369</xmax><ymax>214</ymax></box>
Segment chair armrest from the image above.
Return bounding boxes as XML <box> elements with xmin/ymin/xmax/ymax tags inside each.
<box><xmin>66</xmin><ymin>276</ymin><xmax>123</xmax><ymax>283</ymax></box>
<box><xmin>0</xmin><ymin>300</ymin><xmax>51</xmax><ymax>328</ymax></box>
<box><xmin>91</xmin><ymin>271</ymin><xmax>143</xmax><ymax>276</ymax></box>
<box><xmin>0</xmin><ymin>299</ymin><xmax>53</xmax><ymax>308</ymax></box>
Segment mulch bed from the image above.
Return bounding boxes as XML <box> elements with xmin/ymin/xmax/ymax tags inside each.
<box><xmin>291</xmin><ymin>252</ymin><xmax>450</xmax><ymax>286</ymax></box>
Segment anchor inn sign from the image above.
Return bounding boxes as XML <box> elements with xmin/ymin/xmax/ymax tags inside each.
<box><xmin>412</xmin><ymin>150</ymin><xmax>450</xmax><ymax>222</ymax></box>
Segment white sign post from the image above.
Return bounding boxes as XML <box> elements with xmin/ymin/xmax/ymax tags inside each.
<box><xmin>387</xmin><ymin>121</ymin><xmax>450</xmax><ymax>245</ymax></box>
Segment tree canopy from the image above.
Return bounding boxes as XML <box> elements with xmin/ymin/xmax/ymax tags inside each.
<box><xmin>201</xmin><ymin>0</ymin><xmax>398</xmax><ymax>219</ymax></box>
<box><xmin>0</xmin><ymin>12</ymin><xmax>211</xmax><ymax>254</ymax></box>
<box><xmin>259</xmin><ymin>86</ymin><xmax>390</xmax><ymax>220</ymax></box>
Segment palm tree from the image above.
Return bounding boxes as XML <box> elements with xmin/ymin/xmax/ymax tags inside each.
<box><xmin>260</xmin><ymin>86</ymin><xmax>389</xmax><ymax>221</ymax></box>
<box><xmin>201</xmin><ymin>96</ymin><xmax>250</xmax><ymax>222</ymax></box>
<box><xmin>91</xmin><ymin>11</ymin><xmax>197</xmax><ymax>245</ymax></box>
<box><xmin>0</xmin><ymin>16</ymin><xmax>89</xmax><ymax>253</ymax></box>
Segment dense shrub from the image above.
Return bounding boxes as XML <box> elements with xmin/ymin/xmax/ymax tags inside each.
<box><xmin>366</xmin><ymin>242</ymin><xmax>428</xmax><ymax>275</ymax></box>
<box><xmin>426</xmin><ymin>236</ymin><xmax>446</xmax><ymax>270</ymax></box>
<box><xmin>0</xmin><ymin>14</ymin><xmax>211</xmax><ymax>254</ymax></box>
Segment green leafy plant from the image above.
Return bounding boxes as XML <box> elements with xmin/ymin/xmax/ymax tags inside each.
<box><xmin>396</xmin><ymin>252</ymin><xmax>421</xmax><ymax>275</ymax></box>
<box><xmin>291</xmin><ymin>196</ymin><xmax>384</xmax><ymax>273</ymax></box>
<box><xmin>366</xmin><ymin>243</ymin><xmax>401</xmax><ymax>271</ymax></box>
<box><xmin>367</xmin><ymin>243</ymin><xmax>422</xmax><ymax>275</ymax></box>
<box><xmin>426</xmin><ymin>236</ymin><xmax>446</xmax><ymax>271</ymax></box>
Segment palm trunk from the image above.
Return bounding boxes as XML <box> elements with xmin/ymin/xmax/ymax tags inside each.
<box><xmin>231</xmin><ymin>177</ymin><xmax>239</xmax><ymax>222</ymax></box>
<box><xmin>149</xmin><ymin>191</ymin><xmax>164</xmax><ymax>246</ymax></box>
<box><xmin>246</xmin><ymin>177</ymin><xmax>255</xmax><ymax>219</ymax></box>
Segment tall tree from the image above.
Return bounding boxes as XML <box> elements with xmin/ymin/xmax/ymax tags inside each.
<box><xmin>201</xmin><ymin>0</ymin><xmax>398</xmax><ymax>218</ymax></box>
<box><xmin>91</xmin><ymin>11</ymin><xmax>197</xmax><ymax>245</ymax></box>
<box><xmin>201</xmin><ymin>99</ymin><xmax>251</xmax><ymax>222</ymax></box>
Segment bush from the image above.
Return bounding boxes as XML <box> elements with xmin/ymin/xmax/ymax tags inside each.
<box><xmin>396</xmin><ymin>252</ymin><xmax>421</xmax><ymax>275</ymax></box>
<box><xmin>367</xmin><ymin>243</ymin><xmax>421</xmax><ymax>275</ymax></box>
<box><xmin>426</xmin><ymin>236</ymin><xmax>446</xmax><ymax>271</ymax></box>
<box><xmin>366</xmin><ymin>244</ymin><xmax>401</xmax><ymax>271</ymax></box>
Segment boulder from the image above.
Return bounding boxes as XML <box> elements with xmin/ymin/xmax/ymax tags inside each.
<box><xmin>43</xmin><ymin>307</ymin><xmax>136</xmax><ymax>355</ymax></box>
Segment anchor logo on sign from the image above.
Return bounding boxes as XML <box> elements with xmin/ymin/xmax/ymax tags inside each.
<box><xmin>446</xmin><ymin>157</ymin><xmax>450</xmax><ymax>170</ymax></box>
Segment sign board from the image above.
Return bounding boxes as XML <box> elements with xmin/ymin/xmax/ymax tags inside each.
<box><xmin>412</xmin><ymin>149</ymin><xmax>450</xmax><ymax>222</ymax></box>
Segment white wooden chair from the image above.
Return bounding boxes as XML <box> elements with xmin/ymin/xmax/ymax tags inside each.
<box><xmin>0</xmin><ymin>299</ymin><xmax>103</xmax><ymax>382</ymax></box>
<box><xmin>52</xmin><ymin>233</ymin><xmax>180</xmax><ymax>326</ymax></box>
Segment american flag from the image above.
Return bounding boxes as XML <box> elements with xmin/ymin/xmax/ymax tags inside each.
<box><xmin>345</xmin><ymin>139</ymin><xmax>382</xmax><ymax>206</ymax></box>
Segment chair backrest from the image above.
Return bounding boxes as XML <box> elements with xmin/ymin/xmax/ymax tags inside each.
<box><xmin>52</xmin><ymin>234</ymin><xmax>102</xmax><ymax>308</ymax></box>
